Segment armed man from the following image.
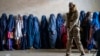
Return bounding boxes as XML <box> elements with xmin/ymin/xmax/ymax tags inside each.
<box><xmin>66</xmin><ymin>2</ymin><xmax>85</xmax><ymax>56</ymax></box>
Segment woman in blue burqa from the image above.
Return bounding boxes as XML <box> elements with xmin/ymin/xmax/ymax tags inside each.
<box><xmin>0</xmin><ymin>13</ymin><xmax>7</xmax><ymax>50</ymax></box>
<box><xmin>27</xmin><ymin>14</ymin><xmax>34</xmax><ymax>49</ymax></box>
<box><xmin>21</xmin><ymin>15</ymin><xmax>28</xmax><ymax>49</ymax></box>
<box><xmin>79</xmin><ymin>11</ymin><xmax>86</xmax><ymax>48</ymax></box>
<box><xmin>40</xmin><ymin>15</ymin><xmax>49</xmax><ymax>49</ymax></box>
<box><xmin>33</xmin><ymin>16</ymin><xmax>41</xmax><ymax>49</ymax></box>
<box><xmin>7</xmin><ymin>14</ymin><xmax>15</xmax><ymax>50</ymax></box>
<box><xmin>87</xmin><ymin>12</ymin><xmax>99</xmax><ymax>51</ymax></box>
<box><xmin>55</xmin><ymin>13</ymin><xmax>64</xmax><ymax>49</ymax></box>
<box><xmin>95</xmin><ymin>12</ymin><xmax>100</xmax><ymax>56</ymax></box>
<box><xmin>48</xmin><ymin>14</ymin><xmax>57</xmax><ymax>48</ymax></box>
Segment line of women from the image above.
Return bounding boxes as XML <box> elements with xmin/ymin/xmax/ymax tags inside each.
<box><xmin>80</xmin><ymin>11</ymin><xmax>100</xmax><ymax>52</ymax></box>
<box><xmin>0</xmin><ymin>13</ymin><xmax>67</xmax><ymax>50</ymax></box>
<box><xmin>0</xmin><ymin>11</ymin><xmax>100</xmax><ymax>51</ymax></box>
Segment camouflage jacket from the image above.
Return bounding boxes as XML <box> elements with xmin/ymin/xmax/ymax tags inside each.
<box><xmin>67</xmin><ymin>10</ymin><xmax>80</xmax><ymax>29</ymax></box>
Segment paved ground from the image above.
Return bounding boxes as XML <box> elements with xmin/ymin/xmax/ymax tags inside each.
<box><xmin>0</xmin><ymin>49</ymin><xmax>97</xmax><ymax>56</ymax></box>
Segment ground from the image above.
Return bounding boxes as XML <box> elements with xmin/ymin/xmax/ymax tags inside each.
<box><xmin>0</xmin><ymin>49</ymin><xmax>97</xmax><ymax>56</ymax></box>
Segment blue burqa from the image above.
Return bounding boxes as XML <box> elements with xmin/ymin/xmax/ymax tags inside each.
<box><xmin>0</xmin><ymin>13</ymin><xmax>7</xmax><ymax>50</ymax></box>
<box><xmin>94</xmin><ymin>12</ymin><xmax>100</xmax><ymax>56</ymax></box>
<box><xmin>21</xmin><ymin>15</ymin><xmax>28</xmax><ymax>49</ymax></box>
<box><xmin>7</xmin><ymin>14</ymin><xmax>15</xmax><ymax>50</ymax></box>
<box><xmin>33</xmin><ymin>17</ymin><xmax>41</xmax><ymax>49</ymax></box>
<box><xmin>40</xmin><ymin>15</ymin><xmax>49</xmax><ymax>49</ymax></box>
<box><xmin>27</xmin><ymin>14</ymin><xmax>34</xmax><ymax>49</ymax></box>
<box><xmin>79</xmin><ymin>11</ymin><xmax>85</xmax><ymax>23</ymax></box>
<box><xmin>79</xmin><ymin>11</ymin><xmax>86</xmax><ymax>48</ymax></box>
<box><xmin>56</xmin><ymin>13</ymin><xmax>64</xmax><ymax>49</ymax></box>
<box><xmin>48</xmin><ymin>14</ymin><xmax>57</xmax><ymax>48</ymax></box>
<box><xmin>7</xmin><ymin>14</ymin><xmax>15</xmax><ymax>32</ymax></box>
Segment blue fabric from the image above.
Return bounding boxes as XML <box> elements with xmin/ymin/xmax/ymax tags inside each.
<box><xmin>21</xmin><ymin>36</ymin><xmax>27</xmax><ymax>49</ymax></box>
<box><xmin>27</xmin><ymin>14</ymin><xmax>34</xmax><ymax>48</ymax></box>
<box><xmin>92</xmin><ymin>12</ymin><xmax>100</xmax><ymax>31</ymax></box>
<box><xmin>40</xmin><ymin>15</ymin><xmax>49</xmax><ymax>48</ymax></box>
<box><xmin>79</xmin><ymin>11</ymin><xmax>85</xmax><ymax>23</ymax></box>
<box><xmin>7</xmin><ymin>15</ymin><xmax>15</xmax><ymax>50</ymax></box>
<box><xmin>22</xmin><ymin>15</ymin><xmax>28</xmax><ymax>34</ymax></box>
<box><xmin>87</xmin><ymin>38</ymin><xmax>94</xmax><ymax>50</ymax></box>
<box><xmin>48</xmin><ymin>14</ymin><xmax>57</xmax><ymax>48</ymax></box>
<box><xmin>27</xmin><ymin>14</ymin><xmax>34</xmax><ymax>35</ymax></box>
<box><xmin>93</xmin><ymin>29</ymin><xmax>100</xmax><ymax>56</ymax></box>
<box><xmin>33</xmin><ymin>17</ymin><xmax>41</xmax><ymax>49</ymax></box>
<box><xmin>0</xmin><ymin>13</ymin><xmax>7</xmax><ymax>50</ymax></box>
<box><xmin>0</xmin><ymin>32</ymin><xmax>4</xmax><ymax>51</ymax></box>
<box><xmin>21</xmin><ymin>15</ymin><xmax>28</xmax><ymax>49</ymax></box>
<box><xmin>82</xmin><ymin>19</ymin><xmax>91</xmax><ymax>48</ymax></box>
<box><xmin>56</xmin><ymin>13</ymin><xmax>64</xmax><ymax>48</ymax></box>
<box><xmin>7</xmin><ymin>15</ymin><xmax>15</xmax><ymax>32</ymax></box>
<box><xmin>98</xmin><ymin>12</ymin><xmax>100</xmax><ymax>27</ymax></box>
<box><xmin>0</xmin><ymin>13</ymin><xmax>7</xmax><ymax>32</ymax></box>
<box><xmin>7</xmin><ymin>39</ymin><xmax>13</xmax><ymax>50</ymax></box>
<box><xmin>87</xmin><ymin>12</ymin><xmax>99</xmax><ymax>50</ymax></box>
<box><xmin>0</xmin><ymin>31</ymin><xmax>4</xmax><ymax>50</ymax></box>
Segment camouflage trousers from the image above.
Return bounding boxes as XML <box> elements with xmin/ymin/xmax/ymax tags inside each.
<box><xmin>66</xmin><ymin>26</ymin><xmax>85</xmax><ymax>55</ymax></box>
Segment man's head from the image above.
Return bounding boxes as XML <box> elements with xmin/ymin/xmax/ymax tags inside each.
<box><xmin>69</xmin><ymin>2</ymin><xmax>74</xmax><ymax>9</ymax></box>
<box><xmin>69</xmin><ymin>2</ymin><xmax>77</xmax><ymax>12</ymax></box>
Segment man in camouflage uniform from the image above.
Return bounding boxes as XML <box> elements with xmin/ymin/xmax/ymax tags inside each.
<box><xmin>66</xmin><ymin>2</ymin><xmax>85</xmax><ymax>56</ymax></box>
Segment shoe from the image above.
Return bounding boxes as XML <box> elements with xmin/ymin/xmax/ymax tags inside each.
<box><xmin>66</xmin><ymin>54</ymin><xmax>70</xmax><ymax>56</ymax></box>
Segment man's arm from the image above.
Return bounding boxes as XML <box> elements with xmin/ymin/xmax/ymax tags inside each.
<box><xmin>69</xmin><ymin>11</ymin><xmax>78</xmax><ymax>32</ymax></box>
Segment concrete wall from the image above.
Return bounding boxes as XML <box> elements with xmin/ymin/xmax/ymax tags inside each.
<box><xmin>0</xmin><ymin>0</ymin><xmax>100</xmax><ymax>20</ymax></box>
